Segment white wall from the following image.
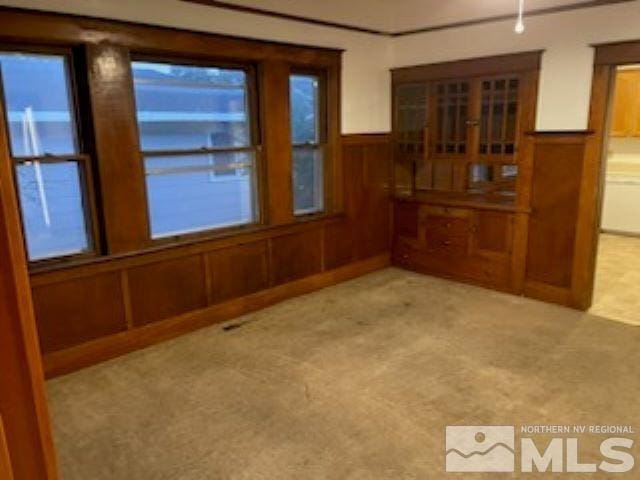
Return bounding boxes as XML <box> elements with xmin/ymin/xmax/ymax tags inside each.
<box><xmin>0</xmin><ymin>0</ymin><xmax>392</xmax><ymax>134</ymax></box>
<box><xmin>391</xmin><ymin>1</ymin><xmax>640</xmax><ymax>131</ymax></box>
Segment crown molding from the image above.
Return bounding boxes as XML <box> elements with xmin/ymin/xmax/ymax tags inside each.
<box><xmin>182</xmin><ymin>0</ymin><xmax>634</xmax><ymax>37</ymax></box>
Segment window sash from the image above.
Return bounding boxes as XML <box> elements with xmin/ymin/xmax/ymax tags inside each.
<box><xmin>292</xmin><ymin>145</ymin><xmax>324</xmax><ymax>216</ymax></box>
<box><xmin>131</xmin><ymin>60</ymin><xmax>257</xmax><ymax>153</ymax></box>
<box><xmin>12</xmin><ymin>155</ymin><xmax>96</xmax><ymax>262</ymax></box>
<box><xmin>290</xmin><ymin>71</ymin><xmax>326</xmax><ymax>216</ymax></box>
<box><xmin>142</xmin><ymin>149</ymin><xmax>259</xmax><ymax>240</ymax></box>
<box><xmin>0</xmin><ymin>50</ymin><xmax>81</xmax><ymax>158</ymax></box>
<box><xmin>0</xmin><ymin>48</ymin><xmax>96</xmax><ymax>263</ymax></box>
<box><xmin>131</xmin><ymin>59</ymin><xmax>261</xmax><ymax>240</ymax></box>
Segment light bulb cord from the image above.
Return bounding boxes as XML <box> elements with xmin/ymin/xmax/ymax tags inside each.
<box><xmin>518</xmin><ymin>0</ymin><xmax>525</xmax><ymax>18</ymax></box>
<box><xmin>515</xmin><ymin>0</ymin><xmax>525</xmax><ymax>33</ymax></box>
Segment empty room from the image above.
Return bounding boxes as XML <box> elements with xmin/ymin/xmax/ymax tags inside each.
<box><xmin>1</xmin><ymin>0</ymin><xmax>640</xmax><ymax>478</ymax></box>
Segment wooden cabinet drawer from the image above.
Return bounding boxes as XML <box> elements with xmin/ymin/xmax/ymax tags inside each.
<box><xmin>424</xmin><ymin>232</ymin><xmax>468</xmax><ymax>255</ymax></box>
<box><xmin>423</xmin><ymin>215</ymin><xmax>470</xmax><ymax>237</ymax></box>
<box><xmin>461</xmin><ymin>257</ymin><xmax>510</xmax><ymax>288</ymax></box>
<box><xmin>393</xmin><ymin>201</ymin><xmax>515</xmax><ymax>291</ymax></box>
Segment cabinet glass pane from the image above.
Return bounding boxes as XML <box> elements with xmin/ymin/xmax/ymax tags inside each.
<box><xmin>467</xmin><ymin>162</ymin><xmax>518</xmax><ymax>197</ymax></box>
<box><xmin>395</xmin><ymin>83</ymin><xmax>427</xmax><ymax>154</ymax></box>
<box><xmin>479</xmin><ymin>77</ymin><xmax>519</xmax><ymax>157</ymax></box>
<box><xmin>434</xmin><ymin>80</ymin><xmax>469</xmax><ymax>155</ymax></box>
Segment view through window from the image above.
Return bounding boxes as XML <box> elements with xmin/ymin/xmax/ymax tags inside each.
<box><xmin>290</xmin><ymin>73</ymin><xmax>324</xmax><ymax>215</ymax></box>
<box><xmin>0</xmin><ymin>51</ymin><xmax>93</xmax><ymax>261</ymax></box>
<box><xmin>131</xmin><ymin>61</ymin><xmax>258</xmax><ymax>239</ymax></box>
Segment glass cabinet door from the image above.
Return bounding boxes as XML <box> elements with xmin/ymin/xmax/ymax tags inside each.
<box><xmin>395</xmin><ymin>83</ymin><xmax>428</xmax><ymax>155</ymax></box>
<box><xmin>394</xmin><ymin>83</ymin><xmax>428</xmax><ymax>195</ymax></box>
<box><xmin>434</xmin><ymin>80</ymin><xmax>470</xmax><ymax>156</ymax></box>
<box><xmin>479</xmin><ymin>77</ymin><xmax>520</xmax><ymax>159</ymax></box>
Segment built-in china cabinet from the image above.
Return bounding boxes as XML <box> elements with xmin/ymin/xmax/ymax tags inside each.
<box><xmin>391</xmin><ymin>51</ymin><xmax>541</xmax><ymax>291</ymax></box>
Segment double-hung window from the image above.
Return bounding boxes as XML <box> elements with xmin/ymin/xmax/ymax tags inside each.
<box><xmin>131</xmin><ymin>60</ymin><xmax>259</xmax><ymax>239</ymax></box>
<box><xmin>0</xmin><ymin>51</ymin><xmax>95</xmax><ymax>262</ymax></box>
<box><xmin>290</xmin><ymin>72</ymin><xmax>325</xmax><ymax>215</ymax></box>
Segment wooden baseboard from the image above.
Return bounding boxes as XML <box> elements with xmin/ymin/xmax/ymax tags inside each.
<box><xmin>601</xmin><ymin>229</ymin><xmax>640</xmax><ymax>239</ymax></box>
<box><xmin>524</xmin><ymin>280</ymin><xmax>573</xmax><ymax>308</ymax></box>
<box><xmin>393</xmin><ymin>261</ymin><xmax>517</xmax><ymax>295</ymax></box>
<box><xmin>44</xmin><ymin>254</ymin><xmax>390</xmax><ymax>378</ymax></box>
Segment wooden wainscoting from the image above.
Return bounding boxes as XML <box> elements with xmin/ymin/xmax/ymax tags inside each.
<box><xmin>523</xmin><ymin>131</ymin><xmax>596</xmax><ymax>308</ymax></box>
<box><xmin>32</xmin><ymin>134</ymin><xmax>392</xmax><ymax>377</ymax></box>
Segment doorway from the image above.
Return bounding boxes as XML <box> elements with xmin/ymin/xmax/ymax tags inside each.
<box><xmin>590</xmin><ymin>64</ymin><xmax>640</xmax><ymax>325</ymax></box>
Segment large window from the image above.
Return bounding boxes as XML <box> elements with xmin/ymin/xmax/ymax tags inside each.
<box><xmin>0</xmin><ymin>51</ymin><xmax>94</xmax><ymax>261</ymax></box>
<box><xmin>290</xmin><ymin>73</ymin><xmax>324</xmax><ymax>215</ymax></box>
<box><xmin>131</xmin><ymin>60</ymin><xmax>258</xmax><ymax>239</ymax></box>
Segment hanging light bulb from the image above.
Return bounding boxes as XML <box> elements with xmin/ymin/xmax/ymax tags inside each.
<box><xmin>515</xmin><ymin>0</ymin><xmax>525</xmax><ymax>34</ymax></box>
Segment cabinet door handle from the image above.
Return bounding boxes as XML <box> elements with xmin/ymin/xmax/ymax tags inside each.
<box><xmin>442</xmin><ymin>240</ymin><xmax>452</xmax><ymax>246</ymax></box>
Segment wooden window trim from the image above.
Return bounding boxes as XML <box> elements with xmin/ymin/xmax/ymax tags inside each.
<box><xmin>0</xmin><ymin>7</ymin><xmax>343</xmax><ymax>65</ymax></box>
<box><xmin>0</xmin><ymin>8</ymin><xmax>343</xmax><ymax>271</ymax></box>
<box><xmin>0</xmin><ymin>45</ymin><xmax>102</xmax><ymax>266</ymax></box>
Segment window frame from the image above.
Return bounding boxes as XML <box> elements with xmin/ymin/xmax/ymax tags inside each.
<box><xmin>289</xmin><ymin>66</ymin><xmax>328</xmax><ymax>218</ymax></box>
<box><xmin>0</xmin><ymin>43</ymin><xmax>101</xmax><ymax>266</ymax></box>
<box><xmin>129</xmin><ymin>54</ymin><xmax>264</xmax><ymax>244</ymax></box>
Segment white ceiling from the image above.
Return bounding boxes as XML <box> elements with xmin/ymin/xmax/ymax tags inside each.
<box><xmin>218</xmin><ymin>0</ymin><xmax>601</xmax><ymax>32</ymax></box>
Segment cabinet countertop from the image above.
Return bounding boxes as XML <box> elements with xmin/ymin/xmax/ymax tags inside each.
<box><xmin>395</xmin><ymin>191</ymin><xmax>530</xmax><ymax>213</ymax></box>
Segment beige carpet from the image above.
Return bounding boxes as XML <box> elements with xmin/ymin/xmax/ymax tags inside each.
<box><xmin>48</xmin><ymin>268</ymin><xmax>640</xmax><ymax>479</ymax></box>
<box><xmin>591</xmin><ymin>233</ymin><xmax>640</xmax><ymax>326</ymax></box>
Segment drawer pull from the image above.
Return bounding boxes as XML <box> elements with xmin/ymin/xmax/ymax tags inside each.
<box><xmin>442</xmin><ymin>240</ymin><xmax>452</xmax><ymax>246</ymax></box>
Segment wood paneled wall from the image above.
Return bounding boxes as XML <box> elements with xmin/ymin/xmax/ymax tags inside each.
<box><xmin>31</xmin><ymin>134</ymin><xmax>392</xmax><ymax>377</ymax></box>
<box><xmin>523</xmin><ymin>132</ymin><xmax>595</xmax><ymax>308</ymax></box>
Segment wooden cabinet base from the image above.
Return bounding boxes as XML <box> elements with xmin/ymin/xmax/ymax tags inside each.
<box><xmin>393</xmin><ymin>199</ymin><xmax>517</xmax><ymax>292</ymax></box>
<box><xmin>43</xmin><ymin>254</ymin><xmax>389</xmax><ymax>378</ymax></box>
